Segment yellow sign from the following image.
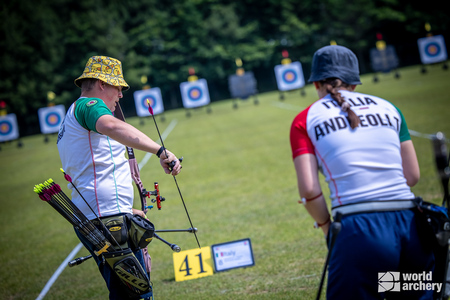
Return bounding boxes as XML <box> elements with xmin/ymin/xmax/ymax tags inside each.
<box><xmin>376</xmin><ymin>40</ymin><xmax>386</xmax><ymax>51</ymax></box>
<box><xmin>281</xmin><ymin>58</ymin><xmax>292</xmax><ymax>65</ymax></box>
<box><xmin>173</xmin><ymin>246</ymin><xmax>214</xmax><ymax>282</ymax></box>
<box><xmin>188</xmin><ymin>75</ymin><xmax>198</xmax><ymax>82</ymax></box>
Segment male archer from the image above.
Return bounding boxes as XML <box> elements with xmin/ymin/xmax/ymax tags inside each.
<box><xmin>57</xmin><ymin>55</ymin><xmax>181</xmax><ymax>300</ymax></box>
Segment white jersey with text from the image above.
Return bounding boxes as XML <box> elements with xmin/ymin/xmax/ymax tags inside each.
<box><xmin>290</xmin><ymin>90</ymin><xmax>414</xmax><ymax>207</ymax></box>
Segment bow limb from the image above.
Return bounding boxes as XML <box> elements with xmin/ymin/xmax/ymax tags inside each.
<box><xmin>114</xmin><ymin>103</ymin><xmax>152</xmax><ymax>274</ymax></box>
<box><xmin>114</xmin><ymin>103</ymin><xmax>149</xmax><ymax>214</ymax></box>
<box><xmin>128</xmin><ymin>155</ymin><xmax>149</xmax><ymax>214</ymax></box>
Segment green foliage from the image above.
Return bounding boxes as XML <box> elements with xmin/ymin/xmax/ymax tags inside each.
<box><xmin>0</xmin><ymin>0</ymin><xmax>449</xmax><ymax>135</ymax></box>
<box><xmin>0</xmin><ymin>65</ymin><xmax>448</xmax><ymax>299</ymax></box>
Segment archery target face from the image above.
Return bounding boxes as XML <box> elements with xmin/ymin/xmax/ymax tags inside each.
<box><xmin>45</xmin><ymin>112</ymin><xmax>61</xmax><ymax>127</ymax></box>
<box><xmin>180</xmin><ymin>78</ymin><xmax>210</xmax><ymax>108</ymax></box>
<box><xmin>38</xmin><ymin>104</ymin><xmax>65</xmax><ymax>134</ymax></box>
<box><xmin>274</xmin><ymin>61</ymin><xmax>305</xmax><ymax>91</ymax></box>
<box><xmin>418</xmin><ymin>35</ymin><xmax>448</xmax><ymax>64</ymax></box>
<box><xmin>282</xmin><ymin>69</ymin><xmax>298</xmax><ymax>84</ymax></box>
<box><xmin>187</xmin><ymin>86</ymin><xmax>203</xmax><ymax>101</ymax></box>
<box><xmin>0</xmin><ymin>120</ymin><xmax>13</xmax><ymax>135</ymax></box>
<box><xmin>0</xmin><ymin>114</ymin><xmax>19</xmax><ymax>142</ymax></box>
<box><xmin>133</xmin><ymin>88</ymin><xmax>164</xmax><ymax>117</ymax></box>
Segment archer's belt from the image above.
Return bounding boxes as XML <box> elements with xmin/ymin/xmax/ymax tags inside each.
<box><xmin>331</xmin><ymin>199</ymin><xmax>417</xmax><ymax>218</ymax></box>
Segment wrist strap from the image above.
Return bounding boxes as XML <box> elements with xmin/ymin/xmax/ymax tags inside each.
<box><xmin>299</xmin><ymin>192</ymin><xmax>323</xmax><ymax>204</ymax></box>
<box><xmin>314</xmin><ymin>216</ymin><xmax>331</xmax><ymax>228</ymax></box>
<box><xmin>156</xmin><ymin>146</ymin><xmax>165</xmax><ymax>158</ymax></box>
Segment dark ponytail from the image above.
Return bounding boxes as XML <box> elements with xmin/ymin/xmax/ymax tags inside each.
<box><xmin>322</xmin><ymin>78</ymin><xmax>360</xmax><ymax>129</ymax></box>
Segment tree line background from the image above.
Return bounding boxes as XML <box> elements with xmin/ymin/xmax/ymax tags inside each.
<box><xmin>1</xmin><ymin>0</ymin><xmax>449</xmax><ymax>136</ymax></box>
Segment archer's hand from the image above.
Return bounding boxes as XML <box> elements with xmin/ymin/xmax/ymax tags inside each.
<box><xmin>159</xmin><ymin>149</ymin><xmax>181</xmax><ymax>175</ymax></box>
<box><xmin>132</xmin><ymin>208</ymin><xmax>146</xmax><ymax>218</ymax></box>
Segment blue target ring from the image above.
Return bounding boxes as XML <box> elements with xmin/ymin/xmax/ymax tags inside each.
<box><xmin>425</xmin><ymin>42</ymin><xmax>441</xmax><ymax>57</ymax></box>
<box><xmin>0</xmin><ymin>120</ymin><xmax>12</xmax><ymax>135</ymax></box>
<box><xmin>141</xmin><ymin>95</ymin><xmax>156</xmax><ymax>109</ymax></box>
<box><xmin>187</xmin><ymin>87</ymin><xmax>203</xmax><ymax>101</ymax></box>
<box><xmin>45</xmin><ymin>112</ymin><xmax>61</xmax><ymax>127</ymax></box>
<box><xmin>282</xmin><ymin>69</ymin><xmax>297</xmax><ymax>84</ymax></box>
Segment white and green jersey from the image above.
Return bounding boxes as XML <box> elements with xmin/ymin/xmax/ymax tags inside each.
<box><xmin>57</xmin><ymin>97</ymin><xmax>133</xmax><ymax>220</ymax></box>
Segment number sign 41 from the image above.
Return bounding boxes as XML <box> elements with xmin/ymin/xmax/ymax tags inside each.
<box><xmin>173</xmin><ymin>246</ymin><xmax>214</xmax><ymax>282</ymax></box>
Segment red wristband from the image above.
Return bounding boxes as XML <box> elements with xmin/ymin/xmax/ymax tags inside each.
<box><xmin>314</xmin><ymin>216</ymin><xmax>331</xmax><ymax>228</ymax></box>
<box><xmin>298</xmin><ymin>192</ymin><xmax>323</xmax><ymax>204</ymax></box>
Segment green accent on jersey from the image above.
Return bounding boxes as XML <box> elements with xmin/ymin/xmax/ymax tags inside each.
<box><xmin>74</xmin><ymin>98</ymin><xmax>112</xmax><ymax>133</ymax></box>
<box><xmin>394</xmin><ymin>105</ymin><xmax>411</xmax><ymax>142</ymax></box>
<box><xmin>106</xmin><ymin>136</ymin><xmax>121</xmax><ymax>213</ymax></box>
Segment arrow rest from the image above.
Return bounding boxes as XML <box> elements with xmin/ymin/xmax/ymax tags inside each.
<box><xmin>143</xmin><ymin>182</ymin><xmax>166</xmax><ymax>210</ymax></box>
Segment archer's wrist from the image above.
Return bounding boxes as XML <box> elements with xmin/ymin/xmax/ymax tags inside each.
<box><xmin>314</xmin><ymin>215</ymin><xmax>331</xmax><ymax>229</ymax></box>
<box><xmin>156</xmin><ymin>146</ymin><xmax>166</xmax><ymax>158</ymax></box>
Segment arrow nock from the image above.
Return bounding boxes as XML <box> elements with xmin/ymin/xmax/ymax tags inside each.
<box><xmin>147</xmin><ymin>100</ymin><xmax>154</xmax><ymax>116</ymax></box>
<box><xmin>60</xmin><ymin>168</ymin><xmax>72</xmax><ymax>183</ymax></box>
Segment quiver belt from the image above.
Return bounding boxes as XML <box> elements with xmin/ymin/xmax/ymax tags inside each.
<box><xmin>91</xmin><ymin>213</ymin><xmax>155</xmax><ymax>296</ymax></box>
<box><xmin>92</xmin><ymin>214</ymin><xmax>129</xmax><ymax>250</ymax></box>
<box><xmin>103</xmin><ymin>248</ymin><xmax>151</xmax><ymax>296</ymax></box>
<box><xmin>126</xmin><ymin>214</ymin><xmax>155</xmax><ymax>250</ymax></box>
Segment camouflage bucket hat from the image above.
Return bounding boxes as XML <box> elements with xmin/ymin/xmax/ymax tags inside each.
<box><xmin>74</xmin><ymin>56</ymin><xmax>130</xmax><ymax>91</ymax></box>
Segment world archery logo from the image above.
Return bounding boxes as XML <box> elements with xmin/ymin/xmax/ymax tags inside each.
<box><xmin>282</xmin><ymin>69</ymin><xmax>298</xmax><ymax>84</ymax></box>
<box><xmin>378</xmin><ymin>272</ymin><xmax>401</xmax><ymax>292</ymax></box>
<box><xmin>378</xmin><ymin>271</ymin><xmax>442</xmax><ymax>294</ymax></box>
<box><xmin>187</xmin><ymin>86</ymin><xmax>203</xmax><ymax>101</ymax></box>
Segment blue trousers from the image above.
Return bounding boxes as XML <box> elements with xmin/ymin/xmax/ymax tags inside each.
<box><xmin>327</xmin><ymin>210</ymin><xmax>435</xmax><ymax>300</ymax></box>
<box><xmin>74</xmin><ymin>227</ymin><xmax>153</xmax><ymax>300</ymax></box>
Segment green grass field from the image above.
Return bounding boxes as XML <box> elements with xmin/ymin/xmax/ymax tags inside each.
<box><xmin>1</xmin><ymin>64</ymin><xmax>449</xmax><ymax>300</ymax></box>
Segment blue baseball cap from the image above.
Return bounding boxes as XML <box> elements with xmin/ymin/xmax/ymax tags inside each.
<box><xmin>308</xmin><ymin>45</ymin><xmax>362</xmax><ymax>85</ymax></box>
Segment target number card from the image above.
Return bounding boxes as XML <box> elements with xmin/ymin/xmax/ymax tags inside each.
<box><xmin>173</xmin><ymin>246</ymin><xmax>214</xmax><ymax>282</ymax></box>
<box><xmin>211</xmin><ymin>238</ymin><xmax>254</xmax><ymax>272</ymax></box>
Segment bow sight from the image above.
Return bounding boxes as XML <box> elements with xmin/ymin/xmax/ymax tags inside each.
<box><xmin>142</xmin><ymin>182</ymin><xmax>164</xmax><ymax>210</ymax></box>
<box><xmin>142</xmin><ymin>157</ymin><xmax>183</xmax><ymax>211</ymax></box>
